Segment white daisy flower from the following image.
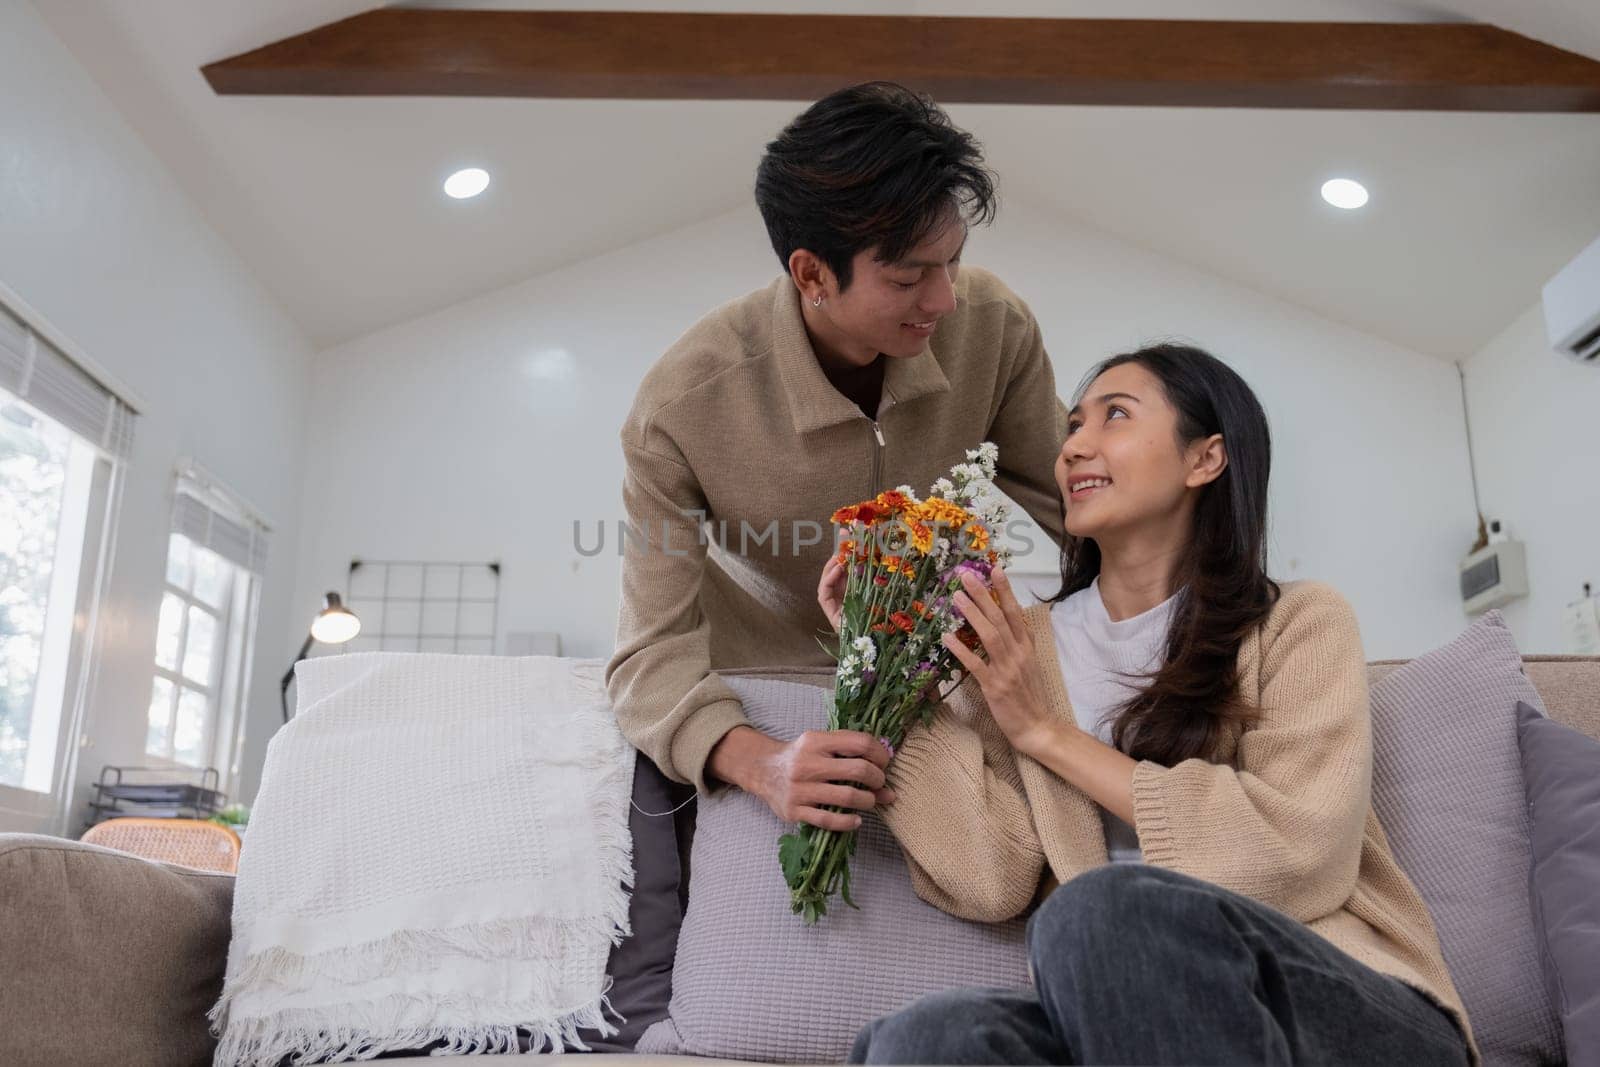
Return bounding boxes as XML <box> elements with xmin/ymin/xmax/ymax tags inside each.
<box><xmin>852</xmin><ymin>636</ymin><xmax>877</xmax><ymax>666</ymax></box>
<box><xmin>950</xmin><ymin>463</ymin><xmax>983</xmax><ymax>486</ymax></box>
<box><xmin>966</xmin><ymin>442</ymin><xmax>1000</xmax><ymax>477</ymax></box>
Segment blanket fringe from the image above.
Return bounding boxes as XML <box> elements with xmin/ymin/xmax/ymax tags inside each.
<box><xmin>211</xmin><ymin>987</ymin><xmax>615</xmax><ymax>1064</ymax></box>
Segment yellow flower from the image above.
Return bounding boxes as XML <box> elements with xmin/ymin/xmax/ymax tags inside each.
<box><xmin>916</xmin><ymin>498</ymin><xmax>973</xmax><ymax>531</ymax></box>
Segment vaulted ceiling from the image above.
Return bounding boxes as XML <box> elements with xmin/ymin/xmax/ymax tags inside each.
<box><xmin>33</xmin><ymin>0</ymin><xmax>1600</xmax><ymax>357</ymax></box>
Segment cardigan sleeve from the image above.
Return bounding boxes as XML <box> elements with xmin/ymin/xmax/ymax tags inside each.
<box><xmin>1128</xmin><ymin>583</ymin><xmax>1372</xmax><ymax>923</ymax></box>
<box><xmin>880</xmin><ymin>687</ymin><xmax>1045</xmax><ymax>923</ymax></box>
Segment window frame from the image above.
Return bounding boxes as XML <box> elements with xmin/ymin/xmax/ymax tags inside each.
<box><xmin>145</xmin><ymin>536</ymin><xmax>241</xmax><ymax>772</ymax></box>
<box><xmin>143</xmin><ymin>465</ymin><xmax>270</xmax><ymax>799</ymax></box>
<box><xmin>0</xmin><ymin>281</ymin><xmax>142</xmax><ymax>837</ymax></box>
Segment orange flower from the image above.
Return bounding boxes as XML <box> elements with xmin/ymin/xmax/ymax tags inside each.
<box><xmin>909</xmin><ymin>521</ymin><xmax>934</xmax><ymax>554</ymax></box>
<box><xmin>963</xmin><ymin>523</ymin><xmax>990</xmax><ymax>552</ymax></box>
<box><xmin>876</xmin><ymin>490</ymin><xmax>910</xmax><ymax>515</ymax></box>
<box><xmin>890</xmin><ymin>611</ymin><xmax>916</xmax><ymax>634</ymax></box>
<box><xmin>831</xmin><ymin>505</ymin><xmax>859</xmax><ymax>526</ymax></box>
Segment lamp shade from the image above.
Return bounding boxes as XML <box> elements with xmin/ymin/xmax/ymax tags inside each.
<box><xmin>309</xmin><ymin>591</ymin><xmax>361</xmax><ymax>644</ymax></box>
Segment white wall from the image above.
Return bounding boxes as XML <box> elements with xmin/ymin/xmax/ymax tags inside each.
<box><xmin>1</xmin><ymin>3</ymin><xmax>315</xmax><ymax>823</ymax></box>
<box><xmin>1463</xmin><ymin>302</ymin><xmax>1600</xmax><ymax>653</ymax></box>
<box><xmin>293</xmin><ymin>196</ymin><xmax>1479</xmax><ymax>683</ymax></box>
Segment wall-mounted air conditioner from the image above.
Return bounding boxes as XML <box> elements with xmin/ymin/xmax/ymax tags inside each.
<box><xmin>1542</xmin><ymin>232</ymin><xmax>1600</xmax><ymax>363</ymax></box>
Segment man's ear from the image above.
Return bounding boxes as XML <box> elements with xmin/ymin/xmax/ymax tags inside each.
<box><xmin>1185</xmin><ymin>433</ymin><xmax>1228</xmax><ymax>488</ymax></box>
<box><xmin>787</xmin><ymin>249</ymin><xmax>834</xmax><ymax>305</ymax></box>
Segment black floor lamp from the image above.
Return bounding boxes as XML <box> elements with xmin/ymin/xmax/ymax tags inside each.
<box><xmin>280</xmin><ymin>591</ymin><xmax>362</xmax><ymax>722</ymax></box>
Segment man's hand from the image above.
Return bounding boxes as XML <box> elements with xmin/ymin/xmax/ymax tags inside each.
<box><xmin>709</xmin><ymin>725</ymin><xmax>896</xmax><ymax>831</ymax></box>
<box><xmin>817</xmin><ymin>556</ymin><xmax>847</xmax><ymax>633</ymax></box>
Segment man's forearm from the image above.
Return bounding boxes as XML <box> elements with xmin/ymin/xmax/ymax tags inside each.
<box><xmin>706</xmin><ymin>724</ymin><xmax>782</xmax><ymax>794</ymax></box>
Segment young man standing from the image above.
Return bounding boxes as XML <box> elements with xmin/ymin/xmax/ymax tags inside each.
<box><xmin>606</xmin><ymin>83</ymin><xmax>1068</xmax><ymax>832</ymax></box>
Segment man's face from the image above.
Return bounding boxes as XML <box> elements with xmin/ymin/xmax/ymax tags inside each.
<box><xmin>829</xmin><ymin>219</ymin><xmax>967</xmax><ymax>360</ymax></box>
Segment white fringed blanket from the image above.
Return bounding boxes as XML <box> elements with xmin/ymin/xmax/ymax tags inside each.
<box><xmin>209</xmin><ymin>652</ymin><xmax>635</xmax><ymax>1065</ymax></box>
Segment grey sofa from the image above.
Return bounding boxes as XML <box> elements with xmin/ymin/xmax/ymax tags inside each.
<box><xmin>2</xmin><ymin>656</ymin><xmax>1596</xmax><ymax>1067</ymax></box>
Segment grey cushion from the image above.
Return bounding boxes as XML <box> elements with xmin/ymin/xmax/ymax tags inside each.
<box><xmin>1367</xmin><ymin>611</ymin><xmax>1562</xmax><ymax>1066</ymax></box>
<box><xmin>580</xmin><ymin>755</ymin><xmax>694</xmax><ymax>1052</ymax></box>
<box><xmin>1517</xmin><ymin>700</ymin><xmax>1600</xmax><ymax>1067</ymax></box>
<box><xmin>637</xmin><ymin>674</ymin><xmax>1030</xmax><ymax>1063</ymax></box>
<box><xmin>0</xmin><ymin>833</ymin><xmax>233</xmax><ymax>1067</ymax></box>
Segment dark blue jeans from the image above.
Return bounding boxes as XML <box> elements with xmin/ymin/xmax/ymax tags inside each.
<box><xmin>851</xmin><ymin>865</ymin><xmax>1470</xmax><ymax>1066</ymax></box>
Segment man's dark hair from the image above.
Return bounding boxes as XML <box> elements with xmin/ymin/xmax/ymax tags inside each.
<box><xmin>754</xmin><ymin>82</ymin><xmax>997</xmax><ymax>291</ymax></box>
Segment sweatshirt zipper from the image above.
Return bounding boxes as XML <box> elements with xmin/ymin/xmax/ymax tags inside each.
<box><xmin>867</xmin><ymin>397</ymin><xmax>893</xmax><ymax>495</ymax></box>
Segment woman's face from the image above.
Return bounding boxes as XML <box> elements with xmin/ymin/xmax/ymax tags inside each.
<box><xmin>1055</xmin><ymin>362</ymin><xmax>1223</xmax><ymax>543</ymax></box>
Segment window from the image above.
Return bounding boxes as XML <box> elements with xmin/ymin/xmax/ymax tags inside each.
<box><xmin>0</xmin><ymin>292</ymin><xmax>136</xmax><ymax>833</ymax></box>
<box><xmin>145</xmin><ymin>468</ymin><xmax>268</xmax><ymax>789</ymax></box>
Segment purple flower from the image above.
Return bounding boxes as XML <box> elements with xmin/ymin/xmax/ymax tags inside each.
<box><xmin>941</xmin><ymin>559</ymin><xmax>992</xmax><ymax>586</ymax></box>
<box><xmin>861</xmin><ymin>669</ymin><xmax>877</xmax><ymax>686</ymax></box>
<box><xmin>878</xmin><ymin>737</ymin><xmax>896</xmax><ymax>759</ymax></box>
<box><xmin>943</xmin><ymin>560</ymin><xmax>994</xmax><ymax>618</ymax></box>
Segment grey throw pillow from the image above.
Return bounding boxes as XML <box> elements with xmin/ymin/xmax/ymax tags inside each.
<box><xmin>579</xmin><ymin>755</ymin><xmax>693</xmax><ymax>1051</ymax></box>
<box><xmin>1367</xmin><ymin>611</ymin><xmax>1562</xmax><ymax>1066</ymax></box>
<box><xmin>1516</xmin><ymin>700</ymin><xmax>1600</xmax><ymax>1067</ymax></box>
<box><xmin>0</xmin><ymin>833</ymin><xmax>233</xmax><ymax>1067</ymax></box>
<box><xmin>637</xmin><ymin>674</ymin><xmax>1030</xmax><ymax>1063</ymax></box>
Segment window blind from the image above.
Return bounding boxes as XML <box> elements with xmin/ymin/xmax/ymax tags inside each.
<box><xmin>173</xmin><ymin>468</ymin><xmax>271</xmax><ymax>577</ymax></box>
<box><xmin>0</xmin><ymin>301</ymin><xmax>135</xmax><ymax>460</ymax></box>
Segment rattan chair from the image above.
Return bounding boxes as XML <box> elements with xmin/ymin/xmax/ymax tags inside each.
<box><xmin>80</xmin><ymin>817</ymin><xmax>241</xmax><ymax>873</ymax></box>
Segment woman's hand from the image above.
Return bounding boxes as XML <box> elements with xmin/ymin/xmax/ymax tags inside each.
<box><xmin>941</xmin><ymin>567</ymin><xmax>1068</xmax><ymax>757</ymax></box>
<box><xmin>817</xmin><ymin>556</ymin><xmax>847</xmax><ymax>633</ymax></box>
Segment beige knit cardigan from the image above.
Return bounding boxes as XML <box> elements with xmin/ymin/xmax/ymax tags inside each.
<box><xmin>882</xmin><ymin>580</ymin><xmax>1477</xmax><ymax>1062</ymax></box>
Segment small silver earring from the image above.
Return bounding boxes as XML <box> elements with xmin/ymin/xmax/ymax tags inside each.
<box><xmin>813</xmin><ymin>294</ymin><xmax>824</xmax><ymax>307</ymax></box>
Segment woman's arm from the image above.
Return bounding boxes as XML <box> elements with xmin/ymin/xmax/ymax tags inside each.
<box><xmin>880</xmin><ymin>692</ymin><xmax>1046</xmax><ymax>923</ymax></box>
<box><xmin>942</xmin><ymin>568</ymin><xmax>1139</xmax><ymax>826</ymax></box>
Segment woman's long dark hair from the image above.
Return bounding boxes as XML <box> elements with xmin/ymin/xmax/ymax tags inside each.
<box><xmin>1048</xmin><ymin>344</ymin><xmax>1279</xmax><ymax>767</ymax></box>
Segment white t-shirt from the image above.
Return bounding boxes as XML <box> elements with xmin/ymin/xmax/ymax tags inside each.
<box><xmin>1049</xmin><ymin>578</ymin><xmax>1178</xmax><ymax>863</ymax></box>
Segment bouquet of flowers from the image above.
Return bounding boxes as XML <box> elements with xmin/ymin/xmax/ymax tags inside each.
<box><xmin>778</xmin><ymin>443</ymin><xmax>1012</xmax><ymax>923</ymax></box>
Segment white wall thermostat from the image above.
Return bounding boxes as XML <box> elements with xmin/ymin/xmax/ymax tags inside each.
<box><xmin>1459</xmin><ymin>540</ymin><xmax>1528</xmax><ymax>615</ymax></box>
<box><xmin>1566</xmin><ymin>585</ymin><xmax>1600</xmax><ymax>655</ymax></box>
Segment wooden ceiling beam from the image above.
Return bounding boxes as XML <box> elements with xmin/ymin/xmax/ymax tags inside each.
<box><xmin>201</xmin><ymin>9</ymin><xmax>1600</xmax><ymax>113</ymax></box>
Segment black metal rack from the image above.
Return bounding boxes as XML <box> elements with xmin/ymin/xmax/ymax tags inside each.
<box><xmin>83</xmin><ymin>765</ymin><xmax>225</xmax><ymax>829</ymax></box>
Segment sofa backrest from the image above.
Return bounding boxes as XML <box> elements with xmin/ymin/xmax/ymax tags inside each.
<box><xmin>1369</xmin><ymin>656</ymin><xmax>1600</xmax><ymax>742</ymax></box>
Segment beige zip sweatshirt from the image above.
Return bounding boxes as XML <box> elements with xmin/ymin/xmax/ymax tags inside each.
<box><xmin>606</xmin><ymin>267</ymin><xmax>1070</xmax><ymax>791</ymax></box>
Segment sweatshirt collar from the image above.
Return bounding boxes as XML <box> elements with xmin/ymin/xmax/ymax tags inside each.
<box><xmin>771</xmin><ymin>277</ymin><xmax>951</xmax><ymax>436</ymax></box>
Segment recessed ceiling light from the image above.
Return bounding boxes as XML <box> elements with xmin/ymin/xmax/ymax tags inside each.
<box><xmin>444</xmin><ymin>167</ymin><xmax>490</xmax><ymax>199</ymax></box>
<box><xmin>1320</xmin><ymin>178</ymin><xmax>1369</xmax><ymax>210</ymax></box>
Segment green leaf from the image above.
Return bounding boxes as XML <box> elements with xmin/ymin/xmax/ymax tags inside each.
<box><xmin>777</xmin><ymin>832</ymin><xmax>808</xmax><ymax>889</ymax></box>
